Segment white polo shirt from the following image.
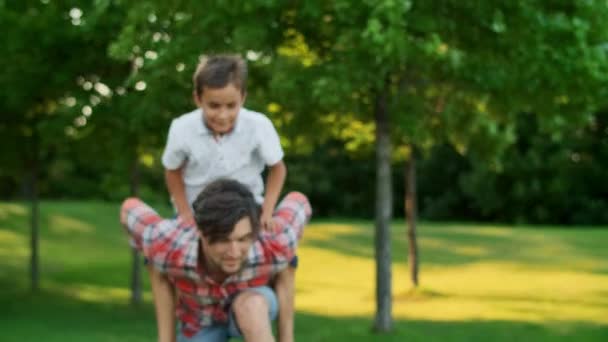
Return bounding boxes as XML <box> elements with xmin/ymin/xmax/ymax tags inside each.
<box><xmin>161</xmin><ymin>108</ymin><xmax>284</xmax><ymax>205</ymax></box>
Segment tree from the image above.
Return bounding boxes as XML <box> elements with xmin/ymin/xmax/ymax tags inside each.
<box><xmin>0</xmin><ymin>0</ymin><xmax>128</xmax><ymax>291</ymax></box>
<box><xmin>250</xmin><ymin>0</ymin><xmax>608</xmax><ymax>331</ymax></box>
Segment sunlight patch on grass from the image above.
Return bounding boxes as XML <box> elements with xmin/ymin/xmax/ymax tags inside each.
<box><xmin>48</xmin><ymin>214</ymin><xmax>94</xmax><ymax>234</ymax></box>
<box><xmin>442</xmin><ymin>226</ymin><xmax>516</xmax><ymax>237</ymax></box>
<box><xmin>420</xmin><ymin>237</ymin><xmax>489</xmax><ymax>256</ymax></box>
<box><xmin>0</xmin><ymin>203</ymin><xmax>27</xmax><ymax>219</ymax></box>
<box><xmin>0</xmin><ymin>230</ymin><xmax>29</xmax><ymax>259</ymax></box>
<box><xmin>297</xmin><ymin>224</ymin><xmax>608</xmax><ymax>325</ymax></box>
<box><xmin>303</xmin><ymin>223</ymin><xmax>363</xmax><ymax>241</ymax></box>
<box><xmin>296</xmin><ymin>245</ymin><xmax>375</xmax><ymax>315</ymax></box>
<box><xmin>392</xmin><ymin>262</ymin><xmax>608</xmax><ymax>324</ymax></box>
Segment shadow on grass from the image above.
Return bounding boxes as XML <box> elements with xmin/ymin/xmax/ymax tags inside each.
<box><xmin>0</xmin><ymin>287</ymin><xmax>156</xmax><ymax>342</ymax></box>
<box><xmin>296</xmin><ymin>312</ymin><xmax>608</xmax><ymax>342</ymax></box>
<box><xmin>0</xmin><ymin>201</ymin><xmax>152</xmax><ymax>290</ymax></box>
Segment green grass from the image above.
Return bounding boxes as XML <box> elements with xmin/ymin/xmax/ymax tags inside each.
<box><xmin>1</xmin><ymin>201</ymin><xmax>607</xmax><ymax>341</ymax></box>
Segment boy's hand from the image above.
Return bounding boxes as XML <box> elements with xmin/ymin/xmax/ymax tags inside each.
<box><xmin>260</xmin><ymin>210</ymin><xmax>276</xmax><ymax>231</ymax></box>
<box><xmin>179</xmin><ymin>211</ymin><xmax>195</xmax><ymax>226</ymax></box>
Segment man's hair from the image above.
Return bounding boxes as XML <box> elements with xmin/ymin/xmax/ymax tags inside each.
<box><xmin>192</xmin><ymin>179</ymin><xmax>260</xmax><ymax>243</ymax></box>
<box><xmin>192</xmin><ymin>54</ymin><xmax>248</xmax><ymax>96</ymax></box>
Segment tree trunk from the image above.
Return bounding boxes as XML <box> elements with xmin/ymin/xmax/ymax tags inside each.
<box><xmin>28</xmin><ymin>152</ymin><xmax>40</xmax><ymax>292</ymax></box>
<box><xmin>129</xmin><ymin>157</ymin><xmax>142</xmax><ymax>306</ymax></box>
<box><xmin>405</xmin><ymin>145</ymin><xmax>419</xmax><ymax>288</ymax></box>
<box><xmin>373</xmin><ymin>84</ymin><xmax>393</xmax><ymax>332</ymax></box>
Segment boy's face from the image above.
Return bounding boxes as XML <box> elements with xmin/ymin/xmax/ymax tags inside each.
<box><xmin>194</xmin><ymin>84</ymin><xmax>245</xmax><ymax>134</ymax></box>
<box><xmin>200</xmin><ymin>217</ymin><xmax>255</xmax><ymax>275</ymax></box>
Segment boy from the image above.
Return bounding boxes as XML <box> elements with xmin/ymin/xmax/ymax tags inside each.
<box><xmin>151</xmin><ymin>54</ymin><xmax>296</xmax><ymax>342</ymax></box>
<box><xmin>122</xmin><ymin>179</ymin><xmax>311</xmax><ymax>342</ymax></box>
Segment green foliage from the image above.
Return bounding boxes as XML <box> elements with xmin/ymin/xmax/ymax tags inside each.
<box><xmin>2</xmin><ymin>1</ymin><xmax>608</xmax><ymax>224</ymax></box>
<box><xmin>460</xmin><ymin>110</ymin><xmax>608</xmax><ymax>224</ymax></box>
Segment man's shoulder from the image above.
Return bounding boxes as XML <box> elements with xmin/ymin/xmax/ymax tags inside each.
<box><xmin>149</xmin><ymin>223</ymin><xmax>201</xmax><ymax>269</ymax></box>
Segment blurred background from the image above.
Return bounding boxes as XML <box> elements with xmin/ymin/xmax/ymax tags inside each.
<box><xmin>1</xmin><ymin>1</ymin><xmax>607</xmax><ymax>341</ymax></box>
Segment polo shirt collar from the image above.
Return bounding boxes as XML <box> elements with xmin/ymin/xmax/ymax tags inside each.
<box><xmin>197</xmin><ymin>108</ymin><xmax>245</xmax><ymax>136</ymax></box>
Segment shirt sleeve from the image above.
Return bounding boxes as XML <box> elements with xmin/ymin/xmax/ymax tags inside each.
<box><xmin>120</xmin><ymin>198</ymin><xmax>163</xmax><ymax>253</ymax></box>
<box><xmin>121</xmin><ymin>198</ymin><xmax>195</xmax><ymax>276</ymax></box>
<box><xmin>162</xmin><ymin>119</ymin><xmax>187</xmax><ymax>170</ymax></box>
<box><xmin>256</xmin><ymin>115</ymin><xmax>284</xmax><ymax>166</ymax></box>
<box><xmin>266</xmin><ymin>192</ymin><xmax>312</xmax><ymax>260</ymax></box>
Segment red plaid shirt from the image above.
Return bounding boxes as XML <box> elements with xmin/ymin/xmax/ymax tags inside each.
<box><xmin>120</xmin><ymin>192</ymin><xmax>311</xmax><ymax>337</ymax></box>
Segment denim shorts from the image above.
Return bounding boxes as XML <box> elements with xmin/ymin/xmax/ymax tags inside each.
<box><xmin>177</xmin><ymin>286</ymin><xmax>278</xmax><ymax>342</ymax></box>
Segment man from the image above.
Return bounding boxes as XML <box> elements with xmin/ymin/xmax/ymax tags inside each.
<box><xmin>120</xmin><ymin>179</ymin><xmax>311</xmax><ymax>341</ymax></box>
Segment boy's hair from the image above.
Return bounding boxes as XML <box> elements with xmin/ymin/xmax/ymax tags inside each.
<box><xmin>192</xmin><ymin>179</ymin><xmax>260</xmax><ymax>243</ymax></box>
<box><xmin>192</xmin><ymin>54</ymin><xmax>248</xmax><ymax>96</ymax></box>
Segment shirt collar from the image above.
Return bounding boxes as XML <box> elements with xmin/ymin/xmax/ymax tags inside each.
<box><xmin>196</xmin><ymin>108</ymin><xmax>245</xmax><ymax>136</ymax></box>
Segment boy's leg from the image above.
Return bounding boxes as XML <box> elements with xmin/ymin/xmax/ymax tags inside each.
<box><xmin>228</xmin><ymin>286</ymin><xmax>278</xmax><ymax>342</ymax></box>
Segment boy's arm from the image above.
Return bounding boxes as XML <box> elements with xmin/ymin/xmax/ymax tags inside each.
<box><xmin>162</xmin><ymin>118</ymin><xmax>192</xmax><ymax>223</ymax></box>
<box><xmin>261</xmin><ymin>160</ymin><xmax>287</xmax><ymax>230</ymax></box>
<box><xmin>165</xmin><ymin>167</ymin><xmax>193</xmax><ymax>223</ymax></box>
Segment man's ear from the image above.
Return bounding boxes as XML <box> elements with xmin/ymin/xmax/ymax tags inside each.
<box><xmin>199</xmin><ymin>231</ymin><xmax>210</xmax><ymax>248</ymax></box>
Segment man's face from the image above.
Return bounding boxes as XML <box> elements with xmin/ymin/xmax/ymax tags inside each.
<box><xmin>194</xmin><ymin>84</ymin><xmax>245</xmax><ymax>134</ymax></box>
<box><xmin>201</xmin><ymin>217</ymin><xmax>255</xmax><ymax>275</ymax></box>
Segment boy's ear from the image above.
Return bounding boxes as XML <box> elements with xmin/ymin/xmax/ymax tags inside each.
<box><xmin>193</xmin><ymin>90</ymin><xmax>202</xmax><ymax>107</ymax></box>
<box><xmin>241</xmin><ymin>91</ymin><xmax>247</xmax><ymax>105</ymax></box>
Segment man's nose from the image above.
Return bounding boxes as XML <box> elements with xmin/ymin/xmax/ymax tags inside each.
<box><xmin>226</xmin><ymin>241</ymin><xmax>240</xmax><ymax>257</ymax></box>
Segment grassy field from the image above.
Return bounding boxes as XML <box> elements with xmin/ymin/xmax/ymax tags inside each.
<box><xmin>1</xmin><ymin>201</ymin><xmax>607</xmax><ymax>341</ymax></box>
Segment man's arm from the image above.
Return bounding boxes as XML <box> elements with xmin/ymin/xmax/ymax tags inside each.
<box><xmin>261</xmin><ymin>161</ymin><xmax>287</xmax><ymax>231</ymax></box>
<box><xmin>274</xmin><ymin>267</ymin><xmax>295</xmax><ymax>342</ymax></box>
<box><xmin>148</xmin><ymin>265</ymin><xmax>176</xmax><ymax>342</ymax></box>
<box><xmin>269</xmin><ymin>192</ymin><xmax>310</xmax><ymax>342</ymax></box>
<box><xmin>120</xmin><ymin>198</ymin><xmax>163</xmax><ymax>251</ymax></box>
<box><xmin>165</xmin><ymin>167</ymin><xmax>193</xmax><ymax>223</ymax></box>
